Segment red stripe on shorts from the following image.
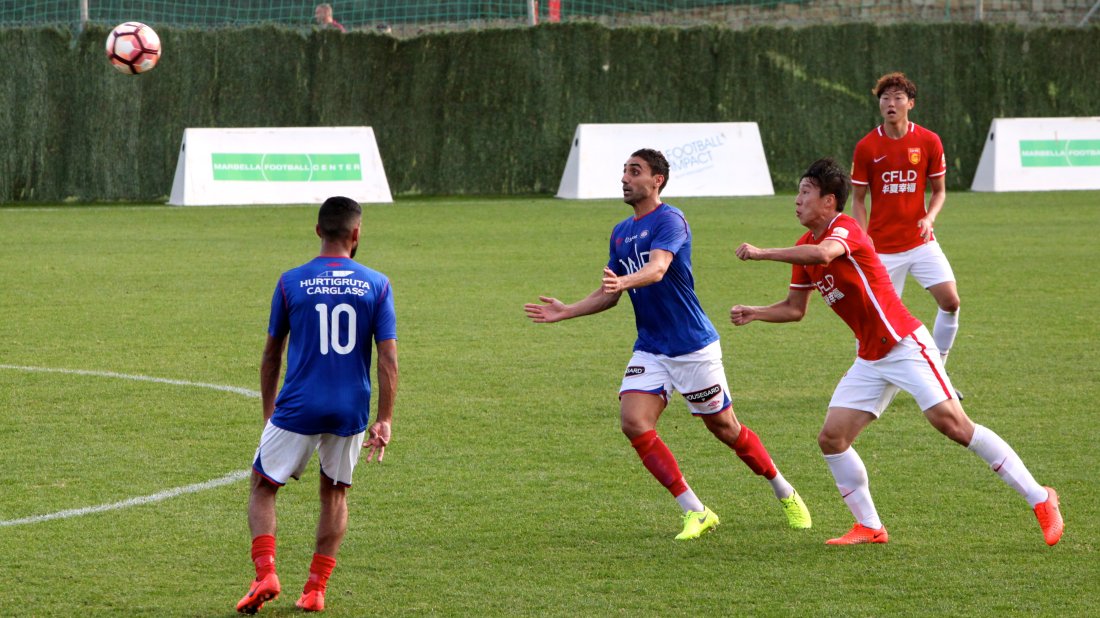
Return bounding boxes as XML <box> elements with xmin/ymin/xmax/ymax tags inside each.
<box><xmin>909</xmin><ymin>332</ymin><xmax>952</xmax><ymax>400</ymax></box>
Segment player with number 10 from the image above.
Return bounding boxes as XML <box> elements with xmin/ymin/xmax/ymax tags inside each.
<box><xmin>237</xmin><ymin>196</ymin><xmax>398</xmax><ymax>614</ymax></box>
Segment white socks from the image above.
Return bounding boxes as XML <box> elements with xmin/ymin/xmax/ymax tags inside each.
<box><xmin>967</xmin><ymin>424</ymin><xmax>1048</xmax><ymax>507</ymax></box>
<box><xmin>768</xmin><ymin>470</ymin><xmax>795</xmax><ymax>500</ymax></box>
<box><xmin>675</xmin><ymin>487</ymin><xmax>706</xmax><ymax>513</ymax></box>
<box><xmin>820</xmin><ymin>425</ymin><xmax>1047</xmax><ymax>531</ymax></box>
<box><xmin>824</xmin><ymin>448</ymin><xmax>882</xmax><ymax>529</ymax></box>
<box><xmin>933</xmin><ymin>308</ymin><xmax>959</xmax><ymax>361</ymax></box>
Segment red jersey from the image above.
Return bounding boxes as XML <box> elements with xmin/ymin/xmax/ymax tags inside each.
<box><xmin>851</xmin><ymin>122</ymin><xmax>947</xmax><ymax>254</ymax></box>
<box><xmin>790</xmin><ymin>214</ymin><xmax>922</xmax><ymax>360</ymax></box>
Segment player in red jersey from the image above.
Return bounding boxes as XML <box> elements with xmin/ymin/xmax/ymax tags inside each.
<box><xmin>851</xmin><ymin>72</ymin><xmax>962</xmax><ymax>396</ymax></box>
<box><xmin>728</xmin><ymin>158</ymin><xmax>1062</xmax><ymax>546</ymax></box>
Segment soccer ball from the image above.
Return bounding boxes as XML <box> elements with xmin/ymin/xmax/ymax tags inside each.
<box><xmin>105</xmin><ymin>22</ymin><xmax>161</xmax><ymax>74</ymax></box>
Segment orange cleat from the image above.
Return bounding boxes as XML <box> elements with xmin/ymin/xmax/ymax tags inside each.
<box><xmin>1034</xmin><ymin>486</ymin><xmax>1064</xmax><ymax>546</ymax></box>
<box><xmin>296</xmin><ymin>589</ymin><xmax>326</xmax><ymax>612</ymax></box>
<box><xmin>825</xmin><ymin>522</ymin><xmax>889</xmax><ymax>545</ymax></box>
<box><xmin>236</xmin><ymin>572</ymin><xmax>281</xmax><ymax>614</ymax></box>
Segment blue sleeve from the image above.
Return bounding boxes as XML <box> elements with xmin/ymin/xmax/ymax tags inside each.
<box><xmin>373</xmin><ymin>280</ymin><xmax>397</xmax><ymax>341</ymax></box>
<box><xmin>267</xmin><ymin>277</ymin><xmax>290</xmax><ymax>338</ymax></box>
<box><xmin>650</xmin><ymin>210</ymin><xmax>688</xmax><ymax>255</ymax></box>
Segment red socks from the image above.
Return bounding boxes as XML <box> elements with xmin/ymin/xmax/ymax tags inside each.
<box><xmin>251</xmin><ymin>534</ymin><xmax>277</xmax><ymax>579</ymax></box>
<box><xmin>250</xmin><ymin>536</ymin><xmax>336</xmax><ymax>596</ymax></box>
<box><xmin>630</xmin><ymin>430</ymin><xmax>688</xmax><ymax>497</ymax></box>
<box><xmin>304</xmin><ymin>553</ymin><xmax>337</xmax><ymax>594</ymax></box>
<box><xmin>733</xmin><ymin>425</ymin><xmax>777</xmax><ymax>480</ymax></box>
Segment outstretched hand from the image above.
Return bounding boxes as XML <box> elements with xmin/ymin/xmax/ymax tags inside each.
<box><xmin>364</xmin><ymin>420</ymin><xmax>391</xmax><ymax>462</ymax></box>
<box><xmin>524</xmin><ymin>296</ymin><xmax>568</xmax><ymax>323</ymax></box>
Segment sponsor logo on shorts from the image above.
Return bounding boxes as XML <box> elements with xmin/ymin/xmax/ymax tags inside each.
<box><xmin>625</xmin><ymin>366</ymin><xmax>645</xmax><ymax>377</ymax></box>
<box><xmin>684</xmin><ymin>384</ymin><xmax>722</xmax><ymax>403</ymax></box>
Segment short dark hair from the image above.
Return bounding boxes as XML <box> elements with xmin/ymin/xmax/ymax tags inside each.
<box><xmin>801</xmin><ymin>158</ymin><xmax>850</xmax><ymax>212</ymax></box>
<box><xmin>874</xmin><ymin>72</ymin><xmax>917</xmax><ymax>99</ymax></box>
<box><xmin>630</xmin><ymin>148</ymin><xmax>670</xmax><ymax>192</ymax></box>
<box><xmin>317</xmin><ymin>196</ymin><xmax>362</xmax><ymax>240</ymax></box>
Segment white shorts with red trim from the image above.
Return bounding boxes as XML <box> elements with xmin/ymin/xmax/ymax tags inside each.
<box><xmin>830</xmin><ymin>325</ymin><xmax>956</xmax><ymax>416</ymax></box>
<box><xmin>252</xmin><ymin>422</ymin><xmax>366</xmax><ymax>487</ymax></box>
<box><xmin>878</xmin><ymin>240</ymin><xmax>955</xmax><ymax>296</ymax></box>
<box><xmin>619</xmin><ymin>340</ymin><xmax>732</xmax><ymax>416</ymax></box>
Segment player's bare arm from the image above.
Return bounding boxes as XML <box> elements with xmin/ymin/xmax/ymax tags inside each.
<box><xmin>365</xmin><ymin>337</ymin><xmax>397</xmax><ymax>462</ymax></box>
<box><xmin>735</xmin><ymin>240</ymin><xmax>845</xmax><ymax>266</ymax></box>
<box><xmin>852</xmin><ymin>185</ymin><xmax>869</xmax><ymax>230</ymax></box>
<box><xmin>730</xmin><ymin>288</ymin><xmax>813</xmax><ymax>325</ymax></box>
<box><xmin>524</xmin><ymin>286</ymin><xmax>621</xmax><ymax>323</ymax></box>
<box><xmin>918</xmin><ymin>175</ymin><xmax>947</xmax><ymax>240</ymax></box>
<box><xmin>259</xmin><ymin>333</ymin><xmax>288</xmax><ymax>424</ymax></box>
<box><xmin>601</xmin><ymin>249</ymin><xmax>673</xmax><ymax>294</ymax></box>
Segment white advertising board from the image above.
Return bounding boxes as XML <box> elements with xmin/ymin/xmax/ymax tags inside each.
<box><xmin>168</xmin><ymin>127</ymin><xmax>393</xmax><ymax>206</ymax></box>
<box><xmin>971</xmin><ymin>117</ymin><xmax>1100</xmax><ymax>192</ymax></box>
<box><xmin>556</xmin><ymin>123</ymin><xmax>774</xmax><ymax>199</ymax></box>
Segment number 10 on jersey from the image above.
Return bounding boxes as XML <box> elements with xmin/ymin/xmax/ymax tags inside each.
<box><xmin>316</xmin><ymin>303</ymin><xmax>357</xmax><ymax>355</ymax></box>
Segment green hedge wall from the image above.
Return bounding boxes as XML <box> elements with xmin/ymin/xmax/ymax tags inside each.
<box><xmin>1</xmin><ymin>23</ymin><xmax>1097</xmax><ymax>202</ymax></box>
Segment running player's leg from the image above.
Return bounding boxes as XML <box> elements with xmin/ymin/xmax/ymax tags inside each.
<box><xmin>622</xmin><ymin>393</ymin><xmax>695</xmax><ymax>507</ymax></box>
<box><xmin>821</xmin><ymin>360</ymin><xmax>890</xmax><ymax>544</ymax></box>
<box><xmin>921</xmin><ymin>399</ymin><xmax>1062</xmax><ymax>544</ymax></box>
<box><xmin>699</xmin><ymin>408</ymin><xmax>812</xmax><ymax>529</ymax></box>
<box><xmin>892</xmin><ymin>327</ymin><xmax>1062</xmax><ymax>545</ymax></box>
<box><xmin>671</xmin><ymin>342</ymin><xmax>810</xmax><ymax>528</ymax></box>
<box><xmin>819</xmin><ymin>407</ymin><xmax>884</xmax><ymax>543</ymax></box>
<box><xmin>671</xmin><ymin>343</ymin><xmax>787</xmax><ymax>494</ymax></box>
<box><xmin>621</xmin><ymin>392</ymin><xmax>717</xmax><ymax>539</ymax></box>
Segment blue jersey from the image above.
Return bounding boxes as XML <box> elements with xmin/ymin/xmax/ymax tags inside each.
<box><xmin>267</xmin><ymin>256</ymin><xmax>397</xmax><ymax>436</ymax></box>
<box><xmin>607</xmin><ymin>203</ymin><xmax>719</xmax><ymax>357</ymax></box>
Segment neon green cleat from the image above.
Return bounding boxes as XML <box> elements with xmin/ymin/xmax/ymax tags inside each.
<box><xmin>780</xmin><ymin>491</ymin><xmax>812</xmax><ymax>529</ymax></box>
<box><xmin>675</xmin><ymin>507</ymin><xmax>719</xmax><ymax>540</ymax></box>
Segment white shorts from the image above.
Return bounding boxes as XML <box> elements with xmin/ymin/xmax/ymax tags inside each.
<box><xmin>619</xmin><ymin>340</ymin><xmax>732</xmax><ymax>416</ymax></box>
<box><xmin>830</xmin><ymin>325</ymin><xmax>956</xmax><ymax>417</ymax></box>
<box><xmin>252</xmin><ymin>422</ymin><xmax>366</xmax><ymax>487</ymax></box>
<box><xmin>878</xmin><ymin>240</ymin><xmax>955</xmax><ymax>296</ymax></box>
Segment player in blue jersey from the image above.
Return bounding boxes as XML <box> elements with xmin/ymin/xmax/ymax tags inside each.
<box><xmin>237</xmin><ymin>196</ymin><xmax>398</xmax><ymax>614</ymax></box>
<box><xmin>525</xmin><ymin>149</ymin><xmax>811</xmax><ymax>540</ymax></box>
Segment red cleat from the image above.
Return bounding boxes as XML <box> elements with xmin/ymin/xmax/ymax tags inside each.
<box><xmin>296</xmin><ymin>589</ymin><xmax>326</xmax><ymax>612</ymax></box>
<box><xmin>236</xmin><ymin>572</ymin><xmax>281</xmax><ymax>614</ymax></box>
<box><xmin>1034</xmin><ymin>486</ymin><xmax>1064</xmax><ymax>546</ymax></box>
<box><xmin>826</xmin><ymin>522</ymin><xmax>889</xmax><ymax>545</ymax></box>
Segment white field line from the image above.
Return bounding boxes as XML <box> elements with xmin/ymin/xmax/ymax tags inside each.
<box><xmin>0</xmin><ymin>364</ymin><xmax>256</xmax><ymax>527</ymax></box>
<box><xmin>0</xmin><ymin>364</ymin><xmax>260</xmax><ymax>398</ymax></box>
<box><xmin>0</xmin><ymin>470</ymin><xmax>250</xmax><ymax>527</ymax></box>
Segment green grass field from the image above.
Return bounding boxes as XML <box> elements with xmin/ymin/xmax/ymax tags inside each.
<box><xmin>0</xmin><ymin>192</ymin><xmax>1097</xmax><ymax>616</ymax></box>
